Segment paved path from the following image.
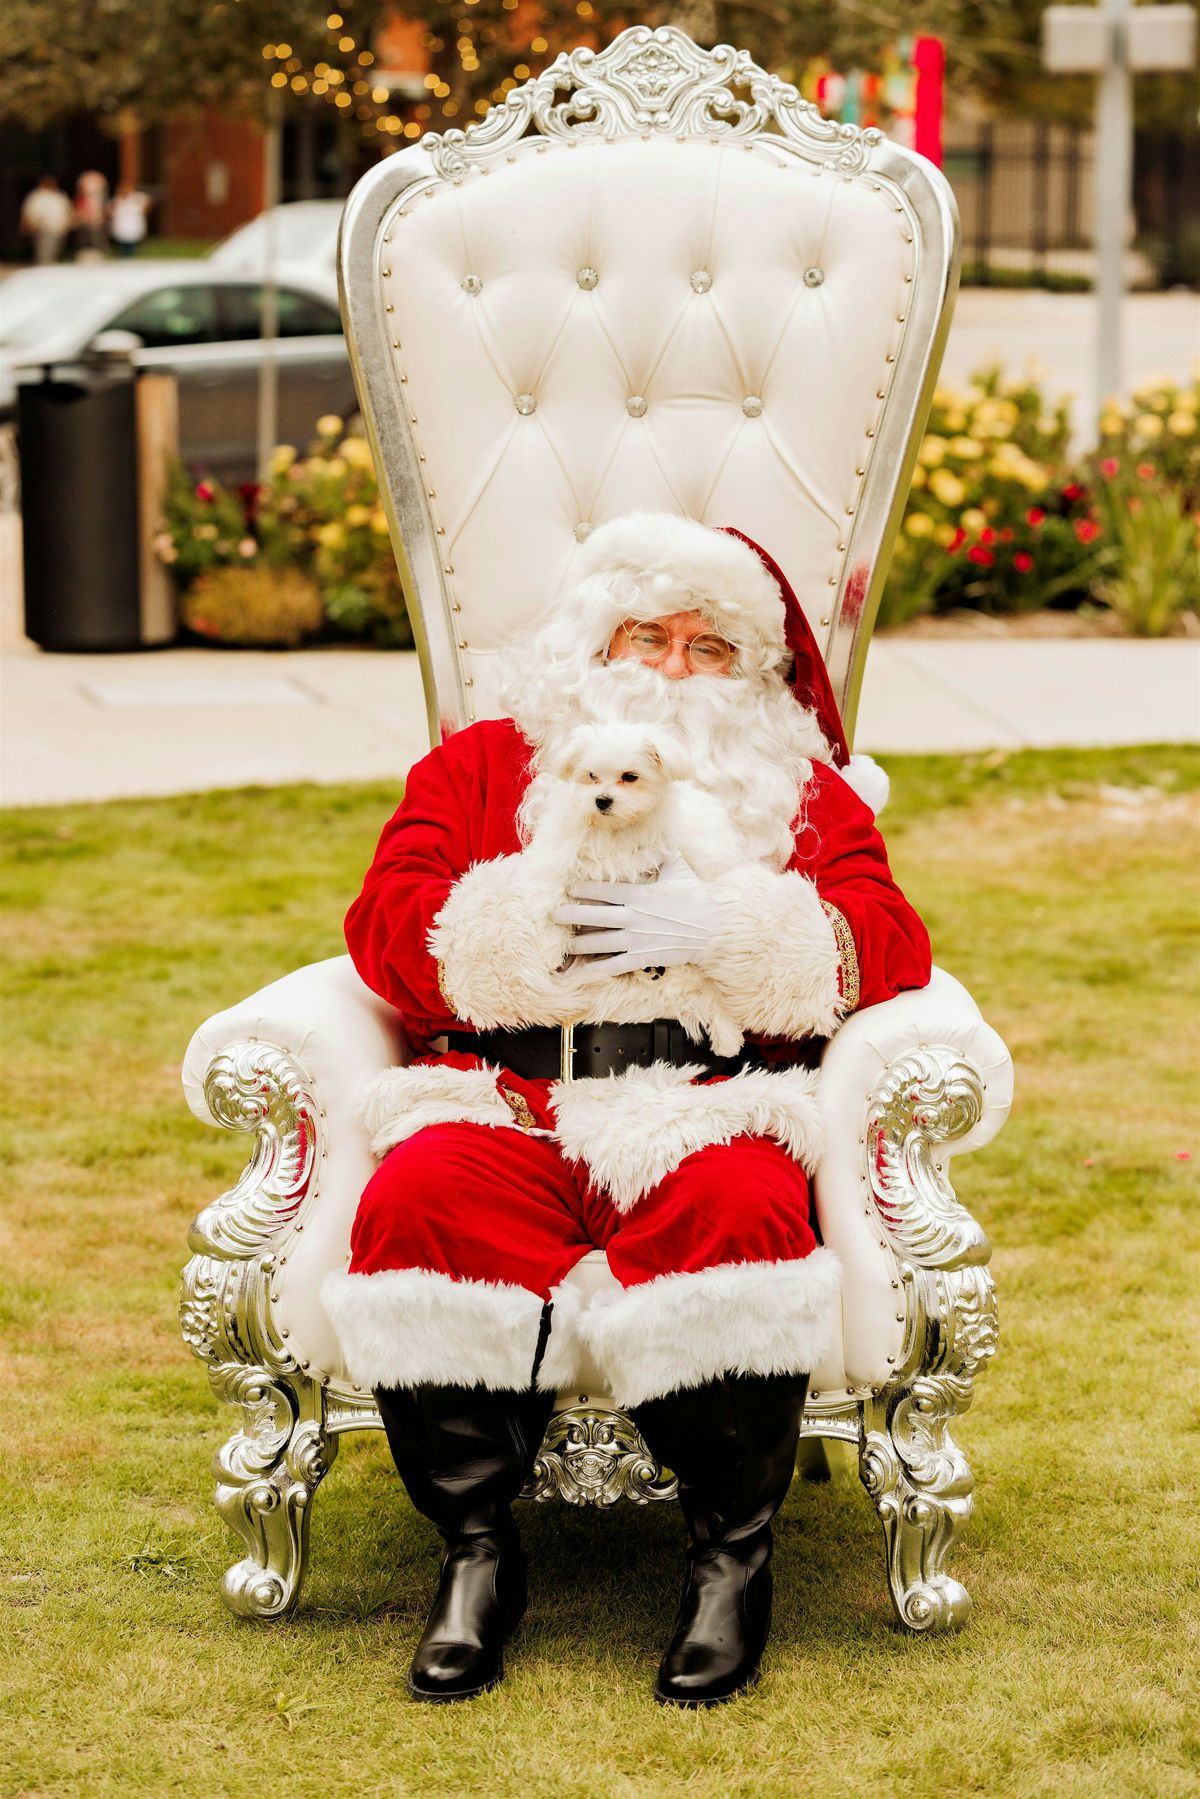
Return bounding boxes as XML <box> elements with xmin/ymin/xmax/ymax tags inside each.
<box><xmin>3</xmin><ymin>630</ymin><xmax>1196</xmax><ymax>807</ymax></box>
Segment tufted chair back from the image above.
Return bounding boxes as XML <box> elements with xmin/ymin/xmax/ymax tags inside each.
<box><xmin>339</xmin><ymin>26</ymin><xmax>960</xmax><ymax>747</ymax></box>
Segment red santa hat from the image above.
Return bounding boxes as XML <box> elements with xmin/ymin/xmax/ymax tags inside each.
<box><xmin>575</xmin><ymin>512</ymin><xmax>889</xmax><ymax>815</ymax></box>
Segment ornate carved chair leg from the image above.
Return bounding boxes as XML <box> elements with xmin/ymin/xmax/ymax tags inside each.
<box><xmin>209</xmin><ymin>1365</ymin><xmax>338</xmax><ymax>1621</ymax></box>
<box><xmin>859</xmin><ymin>1382</ymin><xmax>976</xmax><ymax>1633</ymax></box>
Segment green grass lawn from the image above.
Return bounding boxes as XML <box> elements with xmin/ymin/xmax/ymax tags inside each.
<box><xmin>2</xmin><ymin>746</ymin><xmax>1198</xmax><ymax>1798</ymax></box>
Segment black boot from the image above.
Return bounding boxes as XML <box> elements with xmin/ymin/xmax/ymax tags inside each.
<box><xmin>374</xmin><ymin>1382</ymin><xmax>556</xmax><ymax>1702</ymax></box>
<box><xmin>630</xmin><ymin>1371</ymin><xmax>808</xmax><ymax>1707</ymax></box>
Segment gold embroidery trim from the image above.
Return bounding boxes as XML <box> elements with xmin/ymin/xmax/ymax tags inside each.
<box><xmin>821</xmin><ymin>900</ymin><xmax>860</xmax><ymax>1015</ymax></box>
<box><xmin>500</xmin><ymin>1086</ymin><xmax>537</xmax><ymax>1132</ymax></box>
<box><xmin>435</xmin><ymin>958</ymin><xmax>458</xmax><ymax>1017</ymax></box>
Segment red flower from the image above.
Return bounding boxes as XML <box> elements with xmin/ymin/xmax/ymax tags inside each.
<box><xmin>1026</xmin><ymin>507</ymin><xmax>1045</xmax><ymax>527</ymax></box>
<box><xmin>948</xmin><ymin>527</ymin><xmax>967</xmax><ymax>553</ymax></box>
<box><xmin>980</xmin><ymin>526</ymin><xmax>997</xmax><ymax>546</ymax></box>
<box><xmin>1000</xmin><ymin>527</ymin><xmax>1014</xmax><ymax>543</ymax></box>
<box><xmin>1074</xmin><ymin>518</ymin><xmax>1102</xmax><ymax>543</ymax></box>
<box><xmin>1137</xmin><ymin>461</ymin><xmax>1155</xmax><ymax>479</ymax></box>
<box><xmin>1013</xmin><ymin>551</ymin><xmax>1034</xmax><ymax>573</ymax></box>
<box><xmin>967</xmin><ymin>546</ymin><xmax>995</xmax><ymax>566</ymax></box>
<box><xmin>1061</xmin><ymin>482</ymin><xmax>1084</xmax><ymax>503</ymax></box>
<box><xmin>1100</xmin><ymin>456</ymin><xmax>1120</xmax><ymax>478</ymax></box>
<box><xmin>194</xmin><ymin>482</ymin><xmax>214</xmax><ymax>503</ymax></box>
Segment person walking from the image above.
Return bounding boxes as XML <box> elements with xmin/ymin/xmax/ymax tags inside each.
<box><xmin>72</xmin><ymin>171</ymin><xmax>110</xmax><ymax>261</ymax></box>
<box><xmin>19</xmin><ymin>176</ymin><xmax>73</xmax><ymax>265</ymax></box>
<box><xmin>109</xmin><ymin>182</ymin><xmax>151</xmax><ymax>258</ymax></box>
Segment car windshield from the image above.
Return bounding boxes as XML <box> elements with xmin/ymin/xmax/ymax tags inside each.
<box><xmin>212</xmin><ymin>207</ymin><xmax>341</xmax><ymax>270</ymax></box>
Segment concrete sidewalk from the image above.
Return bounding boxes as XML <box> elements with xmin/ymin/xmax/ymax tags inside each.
<box><xmin>2</xmin><ymin>630</ymin><xmax>1196</xmax><ymax>807</ymax></box>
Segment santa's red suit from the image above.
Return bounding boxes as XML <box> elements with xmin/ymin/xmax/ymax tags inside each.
<box><xmin>320</xmin><ymin>514</ymin><xmax>931</xmax><ymax>1707</ymax></box>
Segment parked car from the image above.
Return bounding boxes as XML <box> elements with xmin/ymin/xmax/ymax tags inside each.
<box><xmin>209</xmin><ymin>200</ymin><xmax>343</xmax><ymax>277</ymax></box>
<box><xmin>1</xmin><ymin>207</ymin><xmax>353</xmax><ymax>482</ymax></box>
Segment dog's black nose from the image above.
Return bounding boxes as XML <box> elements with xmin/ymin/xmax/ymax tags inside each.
<box><xmin>594</xmin><ymin>794</ymin><xmax>613</xmax><ymax>812</ymax></box>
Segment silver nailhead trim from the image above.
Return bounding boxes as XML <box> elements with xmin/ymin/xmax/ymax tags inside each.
<box><xmin>626</xmin><ymin>395</ymin><xmax>647</xmax><ymax>417</ymax></box>
<box><xmin>803</xmin><ymin>266</ymin><xmax>825</xmax><ymax>288</ymax></box>
<box><xmin>515</xmin><ymin>393</ymin><xmax>537</xmax><ymax>415</ymax></box>
<box><xmin>576</xmin><ymin>266</ymin><xmax>599</xmax><ymax>289</ymax></box>
<box><xmin>689</xmin><ymin>269</ymin><xmax>712</xmax><ymax>292</ymax></box>
<box><xmin>461</xmin><ymin>273</ymin><xmax>482</xmax><ymax>295</ymax></box>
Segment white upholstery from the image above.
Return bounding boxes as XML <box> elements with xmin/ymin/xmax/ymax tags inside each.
<box><xmin>379</xmin><ymin>136</ymin><xmax>915</xmax><ymax>723</ymax></box>
<box><xmin>184</xmin><ymin>956</ymin><xmax>1011</xmax><ymax>1404</ymax></box>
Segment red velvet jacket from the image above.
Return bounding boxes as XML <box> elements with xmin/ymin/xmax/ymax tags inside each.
<box><xmin>346</xmin><ymin>718</ymin><xmax>932</xmax><ymax>1051</ymax></box>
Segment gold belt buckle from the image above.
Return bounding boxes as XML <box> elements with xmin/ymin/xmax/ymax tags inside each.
<box><xmin>559</xmin><ymin>1022</ymin><xmax>575</xmax><ymax>1084</ymax></box>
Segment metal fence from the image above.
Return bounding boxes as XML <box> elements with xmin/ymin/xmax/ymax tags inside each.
<box><xmin>944</xmin><ymin>120</ymin><xmax>1200</xmax><ymax>290</ymax></box>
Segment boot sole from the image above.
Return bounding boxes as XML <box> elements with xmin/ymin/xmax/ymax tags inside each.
<box><xmin>653</xmin><ymin>1666</ymin><xmax>761</xmax><ymax>1709</ymax></box>
<box><xmin>406</xmin><ymin>1667</ymin><xmax>502</xmax><ymax>1704</ymax></box>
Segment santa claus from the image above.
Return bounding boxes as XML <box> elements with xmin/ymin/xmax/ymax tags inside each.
<box><xmin>321</xmin><ymin>513</ymin><xmax>931</xmax><ymax>1707</ymax></box>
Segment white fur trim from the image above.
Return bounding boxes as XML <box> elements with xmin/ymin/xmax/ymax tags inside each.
<box><xmin>551</xmin><ymin>1063</ymin><xmax>824</xmax><ymax>1212</ymax></box>
<box><xmin>361</xmin><ymin>1061</ymin><xmax>515</xmax><ymax>1158</ymax></box>
<box><xmin>703</xmin><ymin>864</ymin><xmax>843</xmax><ymax>1039</ymax></box>
<box><xmin>535</xmin><ymin>1281</ymin><xmax>586</xmax><ymax>1394</ymax></box>
<box><xmin>840</xmin><ymin>753</ymin><xmax>889</xmax><ymax>817</ymax></box>
<box><xmin>577</xmin><ymin>1251</ymin><xmax>841</xmax><ymax>1408</ymax></box>
<box><xmin>428</xmin><ymin>853</ymin><xmax>574</xmax><ymax>1029</ymax></box>
<box><xmin>578</xmin><ymin>513</ymin><xmax>786</xmax><ymax>663</ymax></box>
<box><xmin>320</xmin><ymin>1267</ymin><xmax>544</xmax><ymax>1391</ymax></box>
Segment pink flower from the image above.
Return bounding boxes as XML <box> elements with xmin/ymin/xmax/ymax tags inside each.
<box><xmin>1074</xmin><ymin>518</ymin><xmax>1101</xmax><ymax>544</ymax></box>
<box><xmin>967</xmin><ymin>546</ymin><xmax>995</xmax><ymax>566</ymax></box>
<box><xmin>948</xmin><ymin>527</ymin><xmax>966</xmax><ymax>553</ymax></box>
<box><xmin>1062</xmin><ymin>482</ymin><xmax>1084</xmax><ymax>503</ymax></box>
<box><xmin>238</xmin><ymin>538</ymin><xmax>256</xmax><ymax>558</ymax></box>
<box><xmin>1082</xmin><ymin>1157</ymin><xmax>1096</xmax><ymax>1168</ymax></box>
<box><xmin>980</xmin><ymin>526</ymin><xmax>997</xmax><ymax>546</ymax></box>
<box><xmin>1176</xmin><ymin>1150</ymin><xmax>1192</xmax><ymax>1162</ymax></box>
<box><xmin>194</xmin><ymin>481</ymin><xmax>214</xmax><ymax>503</ymax></box>
<box><xmin>1137</xmin><ymin>461</ymin><xmax>1155</xmax><ymax>479</ymax></box>
<box><xmin>1026</xmin><ymin>507</ymin><xmax>1045</xmax><ymax>527</ymax></box>
<box><xmin>1100</xmin><ymin>456</ymin><xmax>1120</xmax><ymax>478</ymax></box>
<box><xmin>1013</xmin><ymin>551</ymin><xmax>1034</xmax><ymax>573</ymax></box>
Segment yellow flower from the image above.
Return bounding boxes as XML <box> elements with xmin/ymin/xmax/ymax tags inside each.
<box><xmin>316</xmin><ymin>522</ymin><xmax>345</xmax><ymax>548</ymax></box>
<box><xmin>961</xmin><ymin>508</ymin><xmax>988</xmax><ymax>533</ymax></box>
<box><xmin>1134</xmin><ymin>413</ymin><xmax>1165</xmax><ymax>439</ymax></box>
<box><xmin>1100</xmin><ymin>414</ymin><xmax>1125</xmax><ymax>437</ymax></box>
<box><xmin>934</xmin><ymin>522</ymin><xmax>957</xmax><ymax>547</ymax></box>
<box><xmin>370</xmin><ymin>507</ymin><xmax>389</xmax><ymax>533</ymax></box>
<box><xmin>910</xmin><ymin>464</ymin><xmax>927</xmax><ymax>489</ymax></box>
<box><xmin>1167</xmin><ymin>411</ymin><xmax>1196</xmax><ymax>437</ymax></box>
<box><xmin>929</xmin><ymin>469</ymin><xmax>966</xmax><ymax>507</ymax></box>
<box><xmin>917</xmin><ymin>435</ymin><xmax>946</xmax><ymax>468</ymax></box>
<box><xmin>325</xmin><ymin>457</ymin><xmax>347</xmax><ymax>478</ymax></box>
<box><xmin>316</xmin><ymin>414</ymin><xmax>344</xmax><ymax>438</ymax></box>
<box><xmin>949</xmin><ymin>436</ymin><xmax>984</xmax><ymax>460</ymax></box>
<box><xmin>904</xmin><ymin>511</ymin><xmax>935</xmax><ymax>538</ymax></box>
<box><xmin>345</xmin><ymin>504</ymin><xmax>371</xmax><ymax>526</ymax></box>
<box><xmin>270</xmin><ymin>444</ymin><xmax>297</xmax><ymax>472</ymax></box>
<box><xmin>943</xmin><ymin>409</ymin><xmax>967</xmax><ymax>432</ymax></box>
<box><xmin>340</xmin><ymin>437</ymin><xmax>375</xmax><ymax>468</ymax></box>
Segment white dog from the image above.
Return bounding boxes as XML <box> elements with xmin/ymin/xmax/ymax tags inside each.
<box><xmin>520</xmin><ymin>720</ymin><xmax>757</xmax><ymax>1056</ymax></box>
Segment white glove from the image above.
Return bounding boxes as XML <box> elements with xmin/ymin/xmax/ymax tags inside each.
<box><xmin>552</xmin><ymin>853</ymin><xmax>716</xmax><ymax>978</ymax></box>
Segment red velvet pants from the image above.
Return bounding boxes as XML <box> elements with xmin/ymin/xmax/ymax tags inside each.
<box><xmin>348</xmin><ymin>1122</ymin><xmax>818</xmax><ymax>1295</ymax></box>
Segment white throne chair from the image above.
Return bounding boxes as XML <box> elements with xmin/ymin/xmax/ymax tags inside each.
<box><xmin>180</xmin><ymin>26</ymin><xmax>1014</xmax><ymax>1636</ymax></box>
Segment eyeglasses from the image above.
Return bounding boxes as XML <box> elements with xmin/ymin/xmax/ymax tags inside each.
<box><xmin>616</xmin><ymin>621</ymin><xmax>736</xmax><ymax>674</ymax></box>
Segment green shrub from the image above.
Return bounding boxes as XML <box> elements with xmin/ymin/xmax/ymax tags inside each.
<box><xmin>181</xmin><ymin>566</ymin><xmax>325</xmax><ymax>647</ymax></box>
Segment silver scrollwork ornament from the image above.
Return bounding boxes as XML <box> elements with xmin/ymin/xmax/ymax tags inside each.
<box><xmin>423</xmin><ymin>26</ymin><xmax>881</xmax><ymax>179</ymax></box>
<box><xmin>523</xmin><ymin>1408</ymin><xmax>678</xmax><ymax>1507</ymax></box>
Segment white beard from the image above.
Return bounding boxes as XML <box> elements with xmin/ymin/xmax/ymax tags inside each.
<box><xmin>522</xmin><ymin>657</ymin><xmax>831</xmax><ymax>871</ymax></box>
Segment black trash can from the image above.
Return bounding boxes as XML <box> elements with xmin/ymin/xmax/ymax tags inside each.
<box><xmin>19</xmin><ymin>359</ymin><xmax>145</xmax><ymax>652</ymax></box>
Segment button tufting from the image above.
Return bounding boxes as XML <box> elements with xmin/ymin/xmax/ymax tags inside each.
<box><xmin>576</xmin><ymin>266</ymin><xmax>598</xmax><ymax>290</ymax></box>
<box><xmin>742</xmin><ymin>395</ymin><xmax>763</xmax><ymax>418</ymax></box>
<box><xmin>515</xmin><ymin>393</ymin><xmax>537</xmax><ymax>415</ymax></box>
<box><xmin>573</xmin><ymin>521</ymin><xmax>593</xmax><ymax>542</ymax></box>
<box><xmin>689</xmin><ymin>269</ymin><xmax>712</xmax><ymax>293</ymax></box>
<box><xmin>803</xmin><ymin>266</ymin><xmax>825</xmax><ymax>288</ymax></box>
<box><xmin>626</xmin><ymin>395</ymin><xmax>647</xmax><ymax>417</ymax></box>
<box><xmin>460</xmin><ymin>273</ymin><xmax>483</xmax><ymax>296</ymax></box>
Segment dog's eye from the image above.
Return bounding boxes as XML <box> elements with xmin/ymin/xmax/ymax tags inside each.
<box><xmin>619</xmin><ymin>772</ymin><xmax>639</xmax><ymax>784</ymax></box>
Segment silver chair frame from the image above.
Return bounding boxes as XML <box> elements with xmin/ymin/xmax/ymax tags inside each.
<box><xmin>181</xmin><ymin>27</ymin><xmax>1003</xmax><ymax>1640</ymax></box>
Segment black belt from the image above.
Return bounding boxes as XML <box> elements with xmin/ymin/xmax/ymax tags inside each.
<box><xmin>446</xmin><ymin>1020</ymin><xmax>765</xmax><ymax>1083</ymax></box>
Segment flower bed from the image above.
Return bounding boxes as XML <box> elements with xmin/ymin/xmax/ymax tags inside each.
<box><xmin>157</xmin><ymin>415</ymin><xmax>412</xmax><ymax>648</ymax></box>
<box><xmin>882</xmin><ymin>369</ymin><xmax>1199</xmax><ymax>634</ymax></box>
<box><xmin>158</xmin><ymin>378</ymin><xmax>1200</xmax><ymax>648</ymax></box>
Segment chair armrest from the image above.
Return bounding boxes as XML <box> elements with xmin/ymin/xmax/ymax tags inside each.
<box><xmin>814</xmin><ymin>966</ymin><xmax>1013</xmax><ymax>1392</ymax></box>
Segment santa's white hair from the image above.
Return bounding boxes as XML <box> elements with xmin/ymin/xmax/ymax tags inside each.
<box><xmin>503</xmin><ymin>514</ymin><xmax>834</xmax><ymax>869</ymax></box>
